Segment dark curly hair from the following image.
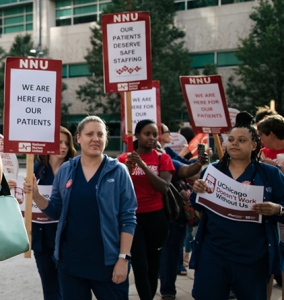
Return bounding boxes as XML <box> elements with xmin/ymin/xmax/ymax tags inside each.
<box><xmin>216</xmin><ymin>112</ymin><xmax>261</xmax><ymax>174</ymax></box>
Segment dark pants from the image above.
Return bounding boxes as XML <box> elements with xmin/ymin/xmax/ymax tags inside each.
<box><xmin>160</xmin><ymin>214</ymin><xmax>187</xmax><ymax>296</ymax></box>
<box><xmin>34</xmin><ymin>248</ymin><xmax>62</xmax><ymax>300</ymax></box>
<box><xmin>192</xmin><ymin>246</ymin><xmax>269</xmax><ymax>300</ymax></box>
<box><xmin>131</xmin><ymin>209</ymin><xmax>169</xmax><ymax>300</ymax></box>
<box><xmin>58</xmin><ymin>267</ymin><xmax>129</xmax><ymax>300</ymax></box>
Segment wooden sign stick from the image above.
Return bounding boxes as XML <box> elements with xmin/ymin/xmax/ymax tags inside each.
<box><xmin>270</xmin><ymin>99</ymin><xmax>275</xmax><ymax>111</ymax></box>
<box><xmin>213</xmin><ymin>134</ymin><xmax>223</xmax><ymax>160</ymax></box>
<box><xmin>24</xmin><ymin>153</ymin><xmax>34</xmax><ymax>258</ymax></box>
<box><xmin>126</xmin><ymin>91</ymin><xmax>134</xmax><ymax>152</ymax></box>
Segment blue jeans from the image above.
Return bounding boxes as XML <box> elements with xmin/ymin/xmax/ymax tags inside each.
<box><xmin>184</xmin><ymin>225</ymin><xmax>194</xmax><ymax>253</ymax></box>
<box><xmin>160</xmin><ymin>213</ymin><xmax>187</xmax><ymax>296</ymax></box>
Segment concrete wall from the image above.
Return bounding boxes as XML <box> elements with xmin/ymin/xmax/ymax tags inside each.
<box><xmin>0</xmin><ymin>0</ymin><xmax>259</xmax><ymax>116</ymax></box>
<box><xmin>175</xmin><ymin>2</ymin><xmax>258</xmax><ymax>52</ymax></box>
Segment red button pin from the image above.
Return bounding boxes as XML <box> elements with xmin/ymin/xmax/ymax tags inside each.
<box><xmin>66</xmin><ymin>179</ymin><xmax>72</xmax><ymax>189</ymax></box>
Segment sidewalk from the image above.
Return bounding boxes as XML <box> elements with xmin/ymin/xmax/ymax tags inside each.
<box><xmin>0</xmin><ymin>254</ymin><xmax>282</xmax><ymax>300</ymax></box>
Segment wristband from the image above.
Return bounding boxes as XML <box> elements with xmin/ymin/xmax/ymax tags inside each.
<box><xmin>118</xmin><ymin>254</ymin><xmax>131</xmax><ymax>261</ymax></box>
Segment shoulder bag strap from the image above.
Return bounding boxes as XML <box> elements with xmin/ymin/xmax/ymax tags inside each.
<box><xmin>0</xmin><ymin>174</ymin><xmax>11</xmax><ymax>196</ymax></box>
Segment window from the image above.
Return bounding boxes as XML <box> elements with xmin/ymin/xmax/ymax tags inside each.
<box><xmin>55</xmin><ymin>0</ymin><xmax>111</xmax><ymax>26</ymax></box>
<box><xmin>187</xmin><ymin>0</ymin><xmax>218</xmax><ymax>9</ymax></box>
<box><xmin>0</xmin><ymin>0</ymin><xmax>31</xmax><ymax>4</ymax></box>
<box><xmin>217</xmin><ymin>51</ymin><xmax>241</xmax><ymax>66</ymax></box>
<box><xmin>62</xmin><ymin>63</ymin><xmax>92</xmax><ymax>78</ymax></box>
<box><xmin>174</xmin><ymin>1</ymin><xmax>186</xmax><ymax>11</ymax></box>
<box><xmin>221</xmin><ymin>0</ymin><xmax>253</xmax><ymax>4</ymax></box>
<box><xmin>190</xmin><ymin>53</ymin><xmax>214</xmax><ymax>68</ymax></box>
<box><xmin>190</xmin><ymin>51</ymin><xmax>241</xmax><ymax>68</ymax></box>
<box><xmin>174</xmin><ymin>0</ymin><xmax>256</xmax><ymax>10</ymax></box>
<box><xmin>0</xmin><ymin>3</ymin><xmax>33</xmax><ymax>34</ymax></box>
<box><xmin>62</xmin><ymin>65</ymin><xmax>67</xmax><ymax>78</ymax></box>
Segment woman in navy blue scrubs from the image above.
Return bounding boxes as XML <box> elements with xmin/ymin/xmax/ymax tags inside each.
<box><xmin>32</xmin><ymin>126</ymin><xmax>76</xmax><ymax>300</ymax></box>
<box><xmin>9</xmin><ymin>126</ymin><xmax>76</xmax><ymax>300</ymax></box>
<box><xmin>190</xmin><ymin>112</ymin><xmax>284</xmax><ymax>300</ymax></box>
<box><xmin>23</xmin><ymin>116</ymin><xmax>137</xmax><ymax>300</ymax></box>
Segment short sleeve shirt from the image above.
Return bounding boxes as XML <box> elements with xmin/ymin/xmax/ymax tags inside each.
<box><xmin>118</xmin><ymin>150</ymin><xmax>175</xmax><ymax>213</ymax></box>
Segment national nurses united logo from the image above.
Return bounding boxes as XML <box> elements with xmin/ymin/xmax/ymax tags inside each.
<box><xmin>205</xmin><ymin>173</ymin><xmax>216</xmax><ymax>194</ymax></box>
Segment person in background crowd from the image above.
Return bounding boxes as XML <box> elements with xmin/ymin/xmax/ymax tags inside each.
<box><xmin>160</xmin><ymin>123</ymin><xmax>204</xmax><ymax>275</ymax></box>
<box><xmin>23</xmin><ymin>116</ymin><xmax>137</xmax><ymax>300</ymax></box>
<box><xmin>179</xmin><ymin>126</ymin><xmax>196</xmax><ymax>160</ymax></box>
<box><xmin>158</xmin><ymin>140</ymin><xmax>208</xmax><ymax>300</ymax></box>
<box><xmin>9</xmin><ymin>126</ymin><xmax>76</xmax><ymax>300</ymax></box>
<box><xmin>257</xmin><ymin>114</ymin><xmax>284</xmax><ymax>300</ymax></box>
<box><xmin>255</xmin><ymin>105</ymin><xmax>278</xmax><ymax>125</ymax></box>
<box><xmin>118</xmin><ymin>119</ymin><xmax>175</xmax><ymax>300</ymax></box>
<box><xmin>254</xmin><ymin>105</ymin><xmax>279</xmax><ymax>299</ymax></box>
<box><xmin>177</xmin><ymin>125</ymin><xmax>212</xmax><ymax>270</ymax></box>
<box><xmin>190</xmin><ymin>112</ymin><xmax>284</xmax><ymax>300</ymax></box>
<box><xmin>160</xmin><ymin>123</ymin><xmax>194</xmax><ymax>164</ymax></box>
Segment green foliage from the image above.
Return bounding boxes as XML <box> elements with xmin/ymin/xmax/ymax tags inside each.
<box><xmin>202</xmin><ymin>64</ymin><xmax>218</xmax><ymax>76</ymax></box>
<box><xmin>8</xmin><ymin>34</ymin><xmax>35</xmax><ymax>57</ymax></box>
<box><xmin>76</xmin><ymin>0</ymin><xmax>194</xmax><ymax>128</ymax></box>
<box><xmin>226</xmin><ymin>0</ymin><xmax>284</xmax><ymax>115</ymax></box>
<box><xmin>0</xmin><ymin>47</ymin><xmax>7</xmax><ymax>119</ymax></box>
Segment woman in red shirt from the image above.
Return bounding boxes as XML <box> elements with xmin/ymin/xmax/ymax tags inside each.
<box><xmin>118</xmin><ymin>119</ymin><xmax>175</xmax><ymax>300</ymax></box>
<box><xmin>257</xmin><ymin>114</ymin><xmax>284</xmax><ymax>300</ymax></box>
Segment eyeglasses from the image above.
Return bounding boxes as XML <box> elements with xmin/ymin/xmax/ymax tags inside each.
<box><xmin>163</xmin><ymin>130</ymin><xmax>171</xmax><ymax>134</ymax></box>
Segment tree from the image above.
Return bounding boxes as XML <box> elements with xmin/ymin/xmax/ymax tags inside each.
<box><xmin>226</xmin><ymin>0</ymin><xmax>284</xmax><ymax>115</ymax></box>
<box><xmin>0</xmin><ymin>33</ymin><xmax>71</xmax><ymax>125</ymax></box>
<box><xmin>0</xmin><ymin>47</ymin><xmax>7</xmax><ymax>119</ymax></box>
<box><xmin>77</xmin><ymin>0</ymin><xmax>194</xmax><ymax>129</ymax></box>
<box><xmin>8</xmin><ymin>34</ymin><xmax>44</xmax><ymax>57</ymax></box>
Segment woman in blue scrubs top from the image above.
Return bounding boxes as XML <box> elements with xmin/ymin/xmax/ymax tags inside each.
<box><xmin>23</xmin><ymin>116</ymin><xmax>137</xmax><ymax>300</ymax></box>
<box><xmin>190</xmin><ymin>112</ymin><xmax>284</xmax><ymax>300</ymax></box>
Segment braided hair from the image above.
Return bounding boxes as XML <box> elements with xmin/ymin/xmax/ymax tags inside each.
<box><xmin>216</xmin><ymin>111</ymin><xmax>261</xmax><ymax>174</ymax></box>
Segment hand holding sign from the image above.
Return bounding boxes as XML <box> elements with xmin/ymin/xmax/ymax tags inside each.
<box><xmin>196</xmin><ymin>165</ymin><xmax>264</xmax><ymax>223</ymax></box>
<box><xmin>252</xmin><ymin>202</ymin><xmax>281</xmax><ymax>216</ymax></box>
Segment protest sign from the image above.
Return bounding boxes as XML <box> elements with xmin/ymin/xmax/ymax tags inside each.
<box><xmin>12</xmin><ymin>180</ymin><xmax>58</xmax><ymax>224</ymax></box>
<box><xmin>102</xmin><ymin>11</ymin><xmax>152</xmax><ymax>93</ymax></box>
<box><xmin>164</xmin><ymin>133</ymin><xmax>188</xmax><ymax>154</ymax></box>
<box><xmin>0</xmin><ymin>134</ymin><xmax>19</xmax><ymax>180</ymax></box>
<box><xmin>196</xmin><ymin>165</ymin><xmax>263</xmax><ymax>223</ymax></box>
<box><xmin>4</xmin><ymin>57</ymin><xmax>62</xmax><ymax>257</ymax></box>
<box><xmin>4</xmin><ymin>57</ymin><xmax>62</xmax><ymax>155</ymax></box>
<box><xmin>187</xmin><ymin>133</ymin><xmax>209</xmax><ymax>159</ymax></box>
<box><xmin>180</xmin><ymin>75</ymin><xmax>231</xmax><ymax>134</ymax></box>
<box><xmin>121</xmin><ymin>80</ymin><xmax>161</xmax><ymax>144</ymax></box>
<box><xmin>221</xmin><ymin>107</ymin><xmax>240</xmax><ymax>147</ymax></box>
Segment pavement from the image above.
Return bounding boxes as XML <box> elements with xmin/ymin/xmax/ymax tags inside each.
<box><xmin>0</xmin><ymin>253</ymin><xmax>283</xmax><ymax>300</ymax></box>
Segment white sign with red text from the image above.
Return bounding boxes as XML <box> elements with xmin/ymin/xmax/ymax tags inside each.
<box><xmin>164</xmin><ymin>133</ymin><xmax>188</xmax><ymax>154</ymax></box>
<box><xmin>4</xmin><ymin>57</ymin><xmax>62</xmax><ymax>154</ymax></box>
<box><xmin>102</xmin><ymin>12</ymin><xmax>152</xmax><ymax>93</ymax></box>
<box><xmin>180</xmin><ymin>75</ymin><xmax>231</xmax><ymax>134</ymax></box>
<box><xmin>13</xmin><ymin>180</ymin><xmax>58</xmax><ymax>224</ymax></box>
<box><xmin>196</xmin><ymin>165</ymin><xmax>263</xmax><ymax>223</ymax></box>
<box><xmin>0</xmin><ymin>134</ymin><xmax>19</xmax><ymax>179</ymax></box>
<box><xmin>121</xmin><ymin>81</ymin><xmax>161</xmax><ymax>142</ymax></box>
